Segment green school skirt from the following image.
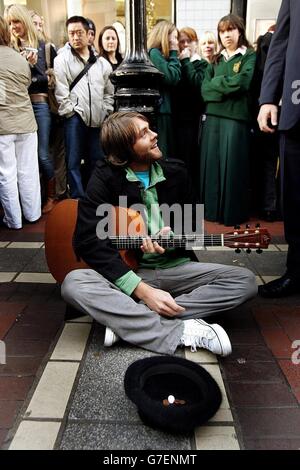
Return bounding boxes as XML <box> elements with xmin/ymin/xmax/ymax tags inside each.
<box><xmin>199</xmin><ymin>115</ymin><xmax>251</xmax><ymax>226</ymax></box>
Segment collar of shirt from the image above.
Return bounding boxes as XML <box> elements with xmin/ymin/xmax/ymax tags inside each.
<box><xmin>125</xmin><ymin>162</ymin><xmax>166</xmax><ymax>188</ymax></box>
<box><xmin>221</xmin><ymin>45</ymin><xmax>247</xmax><ymax>61</ymax></box>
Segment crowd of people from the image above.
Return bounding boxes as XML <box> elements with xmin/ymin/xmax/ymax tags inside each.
<box><xmin>0</xmin><ymin>4</ymin><xmax>281</xmax><ymax>230</ymax></box>
<box><xmin>0</xmin><ymin>5</ymin><xmax>120</xmax><ymax>226</ymax></box>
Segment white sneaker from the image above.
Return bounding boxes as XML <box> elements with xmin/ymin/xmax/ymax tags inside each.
<box><xmin>180</xmin><ymin>319</ymin><xmax>232</xmax><ymax>357</ymax></box>
<box><xmin>104</xmin><ymin>327</ymin><xmax>120</xmax><ymax>347</ymax></box>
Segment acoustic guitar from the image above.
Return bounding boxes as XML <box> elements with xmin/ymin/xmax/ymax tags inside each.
<box><xmin>44</xmin><ymin>199</ymin><xmax>271</xmax><ymax>284</ymax></box>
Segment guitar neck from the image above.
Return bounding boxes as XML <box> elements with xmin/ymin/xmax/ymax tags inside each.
<box><xmin>109</xmin><ymin>235</ymin><xmax>224</xmax><ymax>249</ymax></box>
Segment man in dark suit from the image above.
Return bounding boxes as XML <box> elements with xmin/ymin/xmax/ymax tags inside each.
<box><xmin>258</xmin><ymin>0</ymin><xmax>300</xmax><ymax>297</ymax></box>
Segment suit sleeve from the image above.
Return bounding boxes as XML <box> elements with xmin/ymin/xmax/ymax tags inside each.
<box><xmin>259</xmin><ymin>0</ymin><xmax>290</xmax><ymax>105</ymax></box>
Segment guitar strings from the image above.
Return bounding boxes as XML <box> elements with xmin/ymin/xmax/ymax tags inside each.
<box><xmin>108</xmin><ymin>233</ymin><xmax>262</xmax><ymax>247</ymax></box>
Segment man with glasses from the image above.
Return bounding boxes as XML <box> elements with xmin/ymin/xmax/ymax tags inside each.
<box><xmin>54</xmin><ymin>16</ymin><xmax>114</xmax><ymax>199</ymax></box>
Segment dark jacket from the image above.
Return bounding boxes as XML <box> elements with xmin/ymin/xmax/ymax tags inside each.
<box><xmin>256</xmin><ymin>32</ymin><xmax>273</xmax><ymax>79</ymax></box>
<box><xmin>73</xmin><ymin>159</ymin><xmax>198</xmax><ymax>283</ymax></box>
<box><xmin>259</xmin><ymin>0</ymin><xmax>300</xmax><ymax>130</ymax></box>
<box><xmin>252</xmin><ymin>32</ymin><xmax>274</xmax><ymax>119</ymax></box>
<box><xmin>29</xmin><ymin>41</ymin><xmax>56</xmax><ymax>95</ymax></box>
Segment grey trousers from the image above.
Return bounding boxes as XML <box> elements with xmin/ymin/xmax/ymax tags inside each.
<box><xmin>61</xmin><ymin>262</ymin><xmax>257</xmax><ymax>355</ymax></box>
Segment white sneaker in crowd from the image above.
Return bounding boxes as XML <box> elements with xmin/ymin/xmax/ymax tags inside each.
<box><xmin>104</xmin><ymin>327</ymin><xmax>120</xmax><ymax>347</ymax></box>
<box><xmin>180</xmin><ymin>318</ymin><xmax>232</xmax><ymax>357</ymax></box>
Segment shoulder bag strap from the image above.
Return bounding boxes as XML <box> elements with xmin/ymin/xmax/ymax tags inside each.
<box><xmin>69</xmin><ymin>61</ymin><xmax>94</xmax><ymax>92</ymax></box>
<box><xmin>45</xmin><ymin>42</ymin><xmax>51</xmax><ymax>69</ymax></box>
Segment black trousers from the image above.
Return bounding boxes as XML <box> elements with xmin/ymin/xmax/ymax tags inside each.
<box><xmin>281</xmin><ymin>122</ymin><xmax>300</xmax><ymax>277</ymax></box>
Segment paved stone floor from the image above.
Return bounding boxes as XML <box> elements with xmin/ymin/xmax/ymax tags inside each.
<box><xmin>1</xmin><ymin>214</ymin><xmax>300</xmax><ymax>450</ymax></box>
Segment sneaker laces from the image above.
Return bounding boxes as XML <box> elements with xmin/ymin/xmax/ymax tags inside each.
<box><xmin>181</xmin><ymin>327</ymin><xmax>216</xmax><ymax>352</ymax></box>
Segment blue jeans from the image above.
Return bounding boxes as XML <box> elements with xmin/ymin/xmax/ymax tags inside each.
<box><xmin>64</xmin><ymin>113</ymin><xmax>104</xmax><ymax>198</ymax></box>
<box><xmin>32</xmin><ymin>102</ymin><xmax>54</xmax><ymax>180</ymax></box>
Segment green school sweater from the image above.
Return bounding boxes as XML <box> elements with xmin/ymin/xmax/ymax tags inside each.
<box><xmin>201</xmin><ymin>49</ymin><xmax>256</xmax><ymax>122</ymax></box>
<box><xmin>149</xmin><ymin>48</ymin><xmax>181</xmax><ymax>114</ymax></box>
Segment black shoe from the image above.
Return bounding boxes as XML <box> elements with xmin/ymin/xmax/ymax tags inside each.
<box><xmin>258</xmin><ymin>274</ymin><xmax>300</xmax><ymax>298</ymax></box>
<box><xmin>64</xmin><ymin>305</ymin><xmax>85</xmax><ymax>321</ymax></box>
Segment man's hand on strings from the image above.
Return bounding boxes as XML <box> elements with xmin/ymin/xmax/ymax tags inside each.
<box><xmin>140</xmin><ymin>227</ymin><xmax>172</xmax><ymax>254</ymax></box>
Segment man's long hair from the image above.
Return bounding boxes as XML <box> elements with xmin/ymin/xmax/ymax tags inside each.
<box><xmin>101</xmin><ymin>112</ymin><xmax>148</xmax><ymax>166</ymax></box>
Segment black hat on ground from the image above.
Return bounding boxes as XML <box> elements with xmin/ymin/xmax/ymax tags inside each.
<box><xmin>124</xmin><ymin>356</ymin><xmax>222</xmax><ymax>434</ymax></box>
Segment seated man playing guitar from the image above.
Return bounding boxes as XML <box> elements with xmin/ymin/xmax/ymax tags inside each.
<box><xmin>61</xmin><ymin>111</ymin><xmax>258</xmax><ymax>356</ymax></box>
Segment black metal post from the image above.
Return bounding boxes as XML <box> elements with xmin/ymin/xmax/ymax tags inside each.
<box><xmin>231</xmin><ymin>0</ymin><xmax>248</xmax><ymax>22</ymax></box>
<box><xmin>110</xmin><ymin>0</ymin><xmax>163</xmax><ymax>125</ymax></box>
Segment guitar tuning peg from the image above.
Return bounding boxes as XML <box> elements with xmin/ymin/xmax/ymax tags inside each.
<box><xmin>256</xmin><ymin>223</ymin><xmax>261</xmax><ymax>228</ymax></box>
<box><xmin>256</xmin><ymin>249</ymin><xmax>263</xmax><ymax>254</ymax></box>
<box><xmin>234</xmin><ymin>225</ymin><xmax>241</xmax><ymax>230</ymax></box>
<box><xmin>246</xmin><ymin>248</ymin><xmax>251</xmax><ymax>254</ymax></box>
<box><xmin>235</xmin><ymin>248</ymin><xmax>241</xmax><ymax>254</ymax></box>
<box><xmin>246</xmin><ymin>224</ymin><xmax>250</xmax><ymax>229</ymax></box>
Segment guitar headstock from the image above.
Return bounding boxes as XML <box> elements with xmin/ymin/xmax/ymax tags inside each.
<box><xmin>224</xmin><ymin>227</ymin><xmax>271</xmax><ymax>252</ymax></box>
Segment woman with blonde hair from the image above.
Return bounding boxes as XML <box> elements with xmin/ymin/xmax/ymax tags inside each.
<box><xmin>4</xmin><ymin>4</ymin><xmax>57</xmax><ymax>214</ymax></box>
<box><xmin>199</xmin><ymin>31</ymin><xmax>218</xmax><ymax>63</ymax></box>
<box><xmin>0</xmin><ymin>15</ymin><xmax>41</xmax><ymax>229</ymax></box>
<box><xmin>4</xmin><ymin>4</ymin><xmax>38</xmax><ymax>53</ymax></box>
<box><xmin>29</xmin><ymin>10</ymin><xmax>51</xmax><ymax>43</ymax></box>
<box><xmin>147</xmin><ymin>20</ymin><xmax>181</xmax><ymax>158</ymax></box>
<box><xmin>30</xmin><ymin>9</ymin><xmax>68</xmax><ymax>201</ymax></box>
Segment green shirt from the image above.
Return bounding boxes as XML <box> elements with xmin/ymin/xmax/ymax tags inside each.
<box><xmin>201</xmin><ymin>48</ymin><xmax>256</xmax><ymax>122</ymax></box>
<box><xmin>114</xmin><ymin>162</ymin><xmax>190</xmax><ymax>295</ymax></box>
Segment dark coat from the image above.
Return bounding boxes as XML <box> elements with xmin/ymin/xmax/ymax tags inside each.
<box><xmin>259</xmin><ymin>0</ymin><xmax>300</xmax><ymax>130</ymax></box>
<box><xmin>73</xmin><ymin>159</ymin><xmax>198</xmax><ymax>283</ymax></box>
<box><xmin>256</xmin><ymin>32</ymin><xmax>273</xmax><ymax>79</ymax></box>
<box><xmin>29</xmin><ymin>41</ymin><xmax>57</xmax><ymax>95</ymax></box>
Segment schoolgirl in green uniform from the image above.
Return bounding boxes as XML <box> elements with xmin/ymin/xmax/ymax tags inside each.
<box><xmin>148</xmin><ymin>21</ymin><xmax>181</xmax><ymax>159</ymax></box>
<box><xmin>200</xmin><ymin>14</ymin><xmax>256</xmax><ymax>226</ymax></box>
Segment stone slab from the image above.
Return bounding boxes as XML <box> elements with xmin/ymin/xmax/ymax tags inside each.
<box><xmin>59</xmin><ymin>423</ymin><xmax>192</xmax><ymax>450</ymax></box>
